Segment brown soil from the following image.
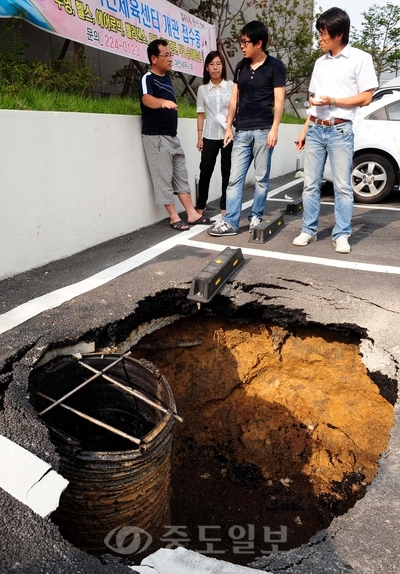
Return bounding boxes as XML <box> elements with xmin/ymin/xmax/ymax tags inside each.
<box><xmin>128</xmin><ymin>316</ymin><xmax>394</xmax><ymax>566</ymax></box>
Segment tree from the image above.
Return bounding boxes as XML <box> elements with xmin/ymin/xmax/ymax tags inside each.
<box><xmin>256</xmin><ymin>0</ymin><xmax>319</xmax><ymax>108</ymax></box>
<box><xmin>350</xmin><ymin>2</ymin><xmax>400</xmax><ymax>83</ymax></box>
<box><xmin>185</xmin><ymin>0</ymin><xmax>319</xmax><ymax>112</ymax></box>
<box><xmin>186</xmin><ymin>0</ymin><xmax>251</xmax><ymax>58</ymax></box>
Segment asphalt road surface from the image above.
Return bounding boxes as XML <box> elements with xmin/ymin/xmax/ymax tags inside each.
<box><xmin>1</xmin><ymin>173</ymin><xmax>399</xmax><ymax>574</ymax></box>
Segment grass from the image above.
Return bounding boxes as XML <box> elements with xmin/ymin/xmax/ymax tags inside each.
<box><xmin>282</xmin><ymin>111</ymin><xmax>305</xmax><ymax>124</ymax></box>
<box><xmin>0</xmin><ymin>86</ymin><xmax>304</xmax><ymax>123</ymax></box>
<box><xmin>0</xmin><ymin>88</ymin><xmax>141</xmax><ymax>114</ymax></box>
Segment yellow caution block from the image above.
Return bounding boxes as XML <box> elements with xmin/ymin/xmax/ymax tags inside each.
<box><xmin>187</xmin><ymin>248</ymin><xmax>245</xmax><ymax>303</ymax></box>
<box><xmin>285</xmin><ymin>199</ymin><xmax>303</xmax><ymax>215</ymax></box>
<box><xmin>249</xmin><ymin>214</ymin><xmax>285</xmax><ymax>244</ymax></box>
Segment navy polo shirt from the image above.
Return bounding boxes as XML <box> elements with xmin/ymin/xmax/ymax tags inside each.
<box><xmin>234</xmin><ymin>56</ymin><xmax>286</xmax><ymax>130</ymax></box>
<box><xmin>139</xmin><ymin>71</ymin><xmax>178</xmax><ymax>136</ymax></box>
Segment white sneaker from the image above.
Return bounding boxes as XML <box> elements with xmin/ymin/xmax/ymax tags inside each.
<box><xmin>334</xmin><ymin>235</ymin><xmax>351</xmax><ymax>253</ymax></box>
<box><xmin>249</xmin><ymin>215</ymin><xmax>262</xmax><ymax>231</ymax></box>
<box><xmin>292</xmin><ymin>232</ymin><xmax>317</xmax><ymax>246</ymax></box>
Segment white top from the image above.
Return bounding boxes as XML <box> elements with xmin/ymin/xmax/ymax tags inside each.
<box><xmin>308</xmin><ymin>44</ymin><xmax>378</xmax><ymax>121</ymax></box>
<box><xmin>196</xmin><ymin>79</ymin><xmax>234</xmax><ymax>140</ymax></box>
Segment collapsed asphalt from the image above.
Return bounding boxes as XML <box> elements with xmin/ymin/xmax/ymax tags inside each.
<box><xmin>1</xmin><ymin>174</ymin><xmax>400</xmax><ymax>574</ymax></box>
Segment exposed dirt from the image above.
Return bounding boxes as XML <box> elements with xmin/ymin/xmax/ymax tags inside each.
<box><xmin>127</xmin><ymin>316</ymin><xmax>394</xmax><ymax>566</ymax></box>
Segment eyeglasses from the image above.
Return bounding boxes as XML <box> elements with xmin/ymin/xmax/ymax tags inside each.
<box><xmin>158</xmin><ymin>53</ymin><xmax>173</xmax><ymax>59</ymax></box>
<box><xmin>318</xmin><ymin>31</ymin><xmax>329</xmax><ymax>39</ymax></box>
<box><xmin>239</xmin><ymin>39</ymin><xmax>252</xmax><ymax>46</ymax></box>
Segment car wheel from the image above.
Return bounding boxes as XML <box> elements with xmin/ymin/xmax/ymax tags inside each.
<box><xmin>352</xmin><ymin>153</ymin><xmax>395</xmax><ymax>204</ymax></box>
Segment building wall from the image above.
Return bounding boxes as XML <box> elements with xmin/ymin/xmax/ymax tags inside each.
<box><xmin>0</xmin><ymin>110</ymin><xmax>301</xmax><ymax>280</ymax></box>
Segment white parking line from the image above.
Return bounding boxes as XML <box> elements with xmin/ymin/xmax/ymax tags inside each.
<box><xmin>183</xmin><ymin>239</ymin><xmax>400</xmax><ymax>274</ymax></box>
<box><xmin>0</xmin><ymin>179</ymin><xmax>399</xmax><ymax>335</ymax></box>
<box><xmin>0</xmin><ymin>234</ymin><xmax>183</xmax><ymax>335</ymax></box>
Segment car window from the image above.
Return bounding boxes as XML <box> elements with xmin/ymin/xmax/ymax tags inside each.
<box><xmin>387</xmin><ymin>101</ymin><xmax>400</xmax><ymax>121</ymax></box>
<box><xmin>367</xmin><ymin>107</ymin><xmax>388</xmax><ymax>120</ymax></box>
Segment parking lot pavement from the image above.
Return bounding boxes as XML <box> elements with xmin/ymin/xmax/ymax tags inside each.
<box><xmin>1</xmin><ymin>174</ymin><xmax>400</xmax><ymax>573</ymax></box>
<box><xmin>2</xmin><ymin>176</ymin><xmax>400</xmax><ymax>327</ymax></box>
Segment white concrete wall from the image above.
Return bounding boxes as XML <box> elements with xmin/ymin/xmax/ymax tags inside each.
<box><xmin>0</xmin><ymin>110</ymin><xmax>300</xmax><ymax>280</ymax></box>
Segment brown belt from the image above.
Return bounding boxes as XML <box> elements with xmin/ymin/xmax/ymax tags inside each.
<box><xmin>310</xmin><ymin>116</ymin><xmax>350</xmax><ymax>126</ymax></box>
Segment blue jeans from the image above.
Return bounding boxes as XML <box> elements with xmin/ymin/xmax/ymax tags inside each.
<box><xmin>301</xmin><ymin>120</ymin><xmax>354</xmax><ymax>241</ymax></box>
<box><xmin>224</xmin><ymin>130</ymin><xmax>274</xmax><ymax>231</ymax></box>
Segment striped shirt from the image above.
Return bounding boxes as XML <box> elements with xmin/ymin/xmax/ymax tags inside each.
<box><xmin>139</xmin><ymin>71</ymin><xmax>177</xmax><ymax>136</ymax></box>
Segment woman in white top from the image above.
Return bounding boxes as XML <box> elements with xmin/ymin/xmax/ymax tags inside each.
<box><xmin>196</xmin><ymin>51</ymin><xmax>234</xmax><ymax>216</ymax></box>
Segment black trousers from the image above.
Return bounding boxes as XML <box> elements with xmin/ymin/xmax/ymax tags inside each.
<box><xmin>196</xmin><ymin>137</ymin><xmax>233</xmax><ymax>211</ymax></box>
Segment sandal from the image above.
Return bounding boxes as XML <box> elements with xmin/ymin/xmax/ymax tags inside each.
<box><xmin>188</xmin><ymin>216</ymin><xmax>215</xmax><ymax>225</ymax></box>
<box><xmin>170</xmin><ymin>220</ymin><xmax>190</xmax><ymax>231</ymax></box>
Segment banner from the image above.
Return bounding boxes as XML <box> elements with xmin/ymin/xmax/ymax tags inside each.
<box><xmin>0</xmin><ymin>0</ymin><xmax>217</xmax><ymax>76</ymax></box>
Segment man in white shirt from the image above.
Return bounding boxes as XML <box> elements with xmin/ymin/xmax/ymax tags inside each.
<box><xmin>293</xmin><ymin>7</ymin><xmax>378</xmax><ymax>253</ymax></box>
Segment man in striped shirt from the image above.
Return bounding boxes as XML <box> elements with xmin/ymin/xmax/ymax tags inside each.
<box><xmin>139</xmin><ymin>39</ymin><xmax>214</xmax><ymax>231</ymax></box>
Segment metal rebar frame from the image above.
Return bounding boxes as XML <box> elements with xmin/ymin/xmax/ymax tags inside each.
<box><xmin>37</xmin><ymin>352</ymin><xmax>182</xmax><ymax>450</ymax></box>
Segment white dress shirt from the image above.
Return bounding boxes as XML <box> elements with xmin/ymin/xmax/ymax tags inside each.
<box><xmin>308</xmin><ymin>44</ymin><xmax>378</xmax><ymax>121</ymax></box>
<box><xmin>196</xmin><ymin>79</ymin><xmax>234</xmax><ymax>140</ymax></box>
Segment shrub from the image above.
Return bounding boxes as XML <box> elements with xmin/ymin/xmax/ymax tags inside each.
<box><xmin>0</xmin><ymin>18</ymin><xmax>100</xmax><ymax>96</ymax></box>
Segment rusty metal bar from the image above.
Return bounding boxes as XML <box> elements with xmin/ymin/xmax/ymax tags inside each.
<box><xmin>39</xmin><ymin>353</ymin><xmax>129</xmax><ymax>416</ymax></box>
<box><xmin>141</xmin><ymin>411</ymin><xmax>174</xmax><ymax>444</ymax></box>
<box><xmin>37</xmin><ymin>391</ymin><xmax>143</xmax><ymax>447</ymax></box>
<box><xmin>134</xmin><ymin>339</ymin><xmax>203</xmax><ymax>350</ymax></box>
<box><xmin>76</xmin><ymin>359</ymin><xmax>183</xmax><ymax>423</ymax></box>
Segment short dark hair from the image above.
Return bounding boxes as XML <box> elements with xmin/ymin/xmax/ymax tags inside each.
<box><xmin>316</xmin><ymin>7</ymin><xmax>350</xmax><ymax>46</ymax></box>
<box><xmin>202</xmin><ymin>51</ymin><xmax>227</xmax><ymax>84</ymax></box>
<box><xmin>241</xmin><ymin>21</ymin><xmax>268</xmax><ymax>52</ymax></box>
<box><xmin>147</xmin><ymin>39</ymin><xmax>168</xmax><ymax>63</ymax></box>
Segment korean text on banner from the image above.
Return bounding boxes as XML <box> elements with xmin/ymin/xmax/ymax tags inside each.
<box><xmin>0</xmin><ymin>0</ymin><xmax>217</xmax><ymax>76</ymax></box>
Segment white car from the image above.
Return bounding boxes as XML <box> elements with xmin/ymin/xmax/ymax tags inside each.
<box><xmin>324</xmin><ymin>92</ymin><xmax>400</xmax><ymax>203</ymax></box>
<box><xmin>372</xmin><ymin>77</ymin><xmax>400</xmax><ymax>102</ymax></box>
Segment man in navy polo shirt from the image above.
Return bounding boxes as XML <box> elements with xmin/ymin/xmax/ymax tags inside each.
<box><xmin>139</xmin><ymin>39</ymin><xmax>214</xmax><ymax>231</ymax></box>
<box><xmin>208</xmin><ymin>21</ymin><xmax>286</xmax><ymax>237</ymax></box>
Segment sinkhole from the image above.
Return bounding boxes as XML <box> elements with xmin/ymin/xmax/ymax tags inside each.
<box><xmin>30</xmin><ymin>310</ymin><xmax>396</xmax><ymax>568</ymax></box>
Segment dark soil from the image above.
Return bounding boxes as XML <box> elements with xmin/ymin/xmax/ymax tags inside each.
<box><xmin>125</xmin><ymin>316</ymin><xmax>393</xmax><ymax>567</ymax></box>
<box><xmin>169</xmin><ymin>446</ymin><xmax>339</xmax><ymax>566</ymax></box>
